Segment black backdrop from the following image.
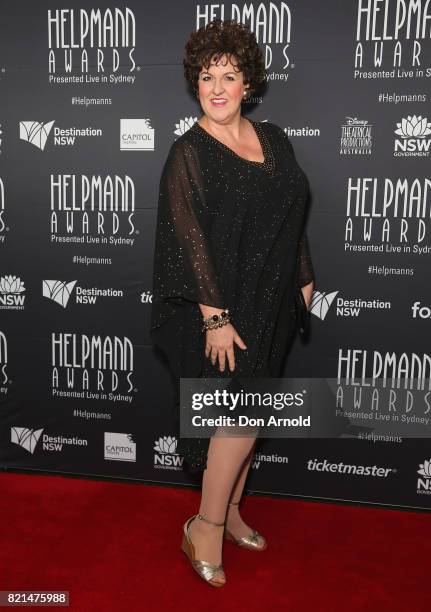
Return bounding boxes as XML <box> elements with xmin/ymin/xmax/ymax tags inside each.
<box><xmin>1</xmin><ymin>1</ymin><xmax>430</xmax><ymax>510</ymax></box>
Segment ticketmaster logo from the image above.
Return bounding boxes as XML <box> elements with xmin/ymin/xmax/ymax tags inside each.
<box><xmin>43</xmin><ymin>280</ymin><xmax>77</xmax><ymax>308</ymax></box>
<box><xmin>11</xmin><ymin>426</ymin><xmax>44</xmax><ymax>454</ymax></box>
<box><xmin>19</xmin><ymin>120</ymin><xmax>55</xmax><ymax>151</ymax></box>
<box><xmin>307</xmin><ymin>458</ymin><xmax>394</xmax><ymax>477</ymax></box>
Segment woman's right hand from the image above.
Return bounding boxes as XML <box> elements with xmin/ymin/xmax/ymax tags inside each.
<box><xmin>205</xmin><ymin>323</ymin><xmax>247</xmax><ymax>372</ymax></box>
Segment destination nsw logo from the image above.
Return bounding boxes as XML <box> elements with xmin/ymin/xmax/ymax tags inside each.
<box><xmin>11</xmin><ymin>426</ymin><xmax>88</xmax><ymax>454</ymax></box>
<box><xmin>43</xmin><ymin>280</ymin><xmax>123</xmax><ymax>307</ymax></box>
<box><xmin>50</xmin><ymin>173</ymin><xmax>136</xmax><ymax>245</ymax></box>
<box><xmin>51</xmin><ymin>333</ymin><xmax>135</xmax><ymax>402</ymax></box>
<box><xmin>19</xmin><ymin>120</ymin><xmax>102</xmax><ymax>149</ymax></box>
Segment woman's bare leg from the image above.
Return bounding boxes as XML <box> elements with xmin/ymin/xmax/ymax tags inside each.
<box><xmin>225</xmin><ymin>439</ymin><xmax>257</xmax><ymax>537</ymax></box>
<box><xmin>187</xmin><ymin>433</ymin><xmax>257</xmax><ymax>583</ymax></box>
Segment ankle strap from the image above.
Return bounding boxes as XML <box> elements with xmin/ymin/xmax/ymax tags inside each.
<box><xmin>228</xmin><ymin>501</ymin><xmax>240</xmax><ymax>506</ymax></box>
<box><xmin>196</xmin><ymin>513</ymin><xmax>225</xmax><ymax>527</ymax></box>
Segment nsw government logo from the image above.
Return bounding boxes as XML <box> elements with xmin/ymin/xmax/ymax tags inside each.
<box><xmin>417</xmin><ymin>458</ymin><xmax>431</xmax><ymax>495</ymax></box>
<box><xmin>394</xmin><ymin>115</ymin><xmax>431</xmax><ymax>157</ymax></box>
<box><xmin>0</xmin><ymin>275</ymin><xmax>26</xmax><ymax>310</ymax></box>
<box><xmin>153</xmin><ymin>435</ymin><xmax>183</xmax><ymax>471</ymax></box>
<box><xmin>104</xmin><ymin>432</ymin><xmax>136</xmax><ymax>462</ymax></box>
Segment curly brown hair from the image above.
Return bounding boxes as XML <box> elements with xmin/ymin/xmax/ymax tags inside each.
<box><xmin>183</xmin><ymin>19</ymin><xmax>267</xmax><ymax>99</ymax></box>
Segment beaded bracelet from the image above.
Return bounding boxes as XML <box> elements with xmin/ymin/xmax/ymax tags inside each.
<box><xmin>202</xmin><ymin>309</ymin><xmax>231</xmax><ymax>332</ymax></box>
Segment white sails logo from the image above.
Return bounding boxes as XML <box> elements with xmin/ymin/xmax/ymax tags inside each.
<box><xmin>11</xmin><ymin>427</ymin><xmax>44</xmax><ymax>454</ymax></box>
<box><xmin>309</xmin><ymin>290</ymin><xmax>391</xmax><ymax>319</ymax></box>
<box><xmin>20</xmin><ymin>120</ymin><xmax>102</xmax><ymax>149</ymax></box>
<box><xmin>0</xmin><ymin>275</ymin><xmax>26</xmax><ymax>310</ymax></box>
<box><xmin>42</xmin><ymin>280</ymin><xmax>123</xmax><ymax>307</ymax></box>
<box><xmin>11</xmin><ymin>426</ymin><xmax>88</xmax><ymax>453</ymax></box>
<box><xmin>43</xmin><ymin>280</ymin><xmax>77</xmax><ymax>308</ymax></box>
<box><xmin>309</xmin><ymin>290</ymin><xmax>338</xmax><ymax>320</ymax></box>
<box><xmin>19</xmin><ymin>120</ymin><xmax>55</xmax><ymax>151</ymax></box>
<box><xmin>394</xmin><ymin>115</ymin><xmax>431</xmax><ymax>156</ymax></box>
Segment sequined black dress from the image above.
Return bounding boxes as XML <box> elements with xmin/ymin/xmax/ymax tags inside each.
<box><xmin>150</xmin><ymin>118</ymin><xmax>315</xmax><ymax>472</ymax></box>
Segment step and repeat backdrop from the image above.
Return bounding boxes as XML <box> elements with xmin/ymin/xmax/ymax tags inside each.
<box><xmin>0</xmin><ymin>1</ymin><xmax>430</xmax><ymax>510</ymax></box>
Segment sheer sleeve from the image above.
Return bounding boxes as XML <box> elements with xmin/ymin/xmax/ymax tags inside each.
<box><xmin>296</xmin><ymin>231</ymin><xmax>315</xmax><ymax>288</ymax></box>
<box><xmin>276</xmin><ymin>126</ymin><xmax>316</xmax><ymax>289</ymax></box>
<box><xmin>150</xmin><ymin>139</ymin><xmax>225</xmax><ymax>333</ymax></box>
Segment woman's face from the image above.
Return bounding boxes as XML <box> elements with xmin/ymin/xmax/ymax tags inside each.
<box><xmin>197</xmin><ymin>53</ymin><xmax>248</xmax><ymax>122</ymax></box>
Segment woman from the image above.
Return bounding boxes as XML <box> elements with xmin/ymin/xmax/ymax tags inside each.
<box><xmin>150</xmin><ymin>19</ymin><xmax>315</xmax><ymax>587</ymax></box>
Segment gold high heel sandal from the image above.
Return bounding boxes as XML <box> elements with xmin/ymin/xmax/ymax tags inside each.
<box><xmin>181</xmin><ymin>513</ymin><xmax>227</xmax><ymax>587</ymax></box>
<box><xmin>224</xmin><ymin>501</ymin><xmax>268</xmax><ymax>551</ymax></box>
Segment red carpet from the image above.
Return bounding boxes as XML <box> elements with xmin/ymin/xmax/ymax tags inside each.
<box><xmin>0</xmin><ymin>471</ymin><xmax>430</xmax><ymax>611</ymax></box>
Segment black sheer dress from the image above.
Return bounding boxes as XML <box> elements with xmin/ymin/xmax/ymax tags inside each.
<box><xmin>150</xmin><ymin>117</ymin><xmax>315</xmax><ymax>472</ymax></box>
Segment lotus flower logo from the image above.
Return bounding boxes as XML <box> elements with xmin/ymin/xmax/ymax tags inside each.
<box><xmin>174</xmin><ymin>116</ymin><xmax>198</xmax><ymax>136</ymax></box>
<box><xmin>418</xmin><ymin>458</ymin><xmax>431</xmax><ymax>477</ymax></box>
<box><xmin>154</xmin><ymin>435</ymin><xmax>178</xmax><ymax>454</ymax></box>
<box><xmin>0</xmin><ymin>275</ymin><xmax>25</xmax><ymax>294</ymax></box>
<box><xmin>394</xmin><ymin>115</ymin><xmax>431</xmax><ymax>138</ymax></box>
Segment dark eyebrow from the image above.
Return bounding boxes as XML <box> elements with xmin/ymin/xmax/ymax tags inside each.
<box><xmin>200</xmin><ymin>70</ymin><xmax>238</xmax><ymax>76</ymax></box>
